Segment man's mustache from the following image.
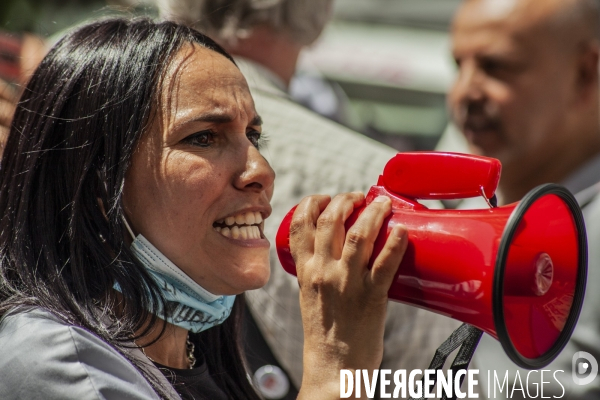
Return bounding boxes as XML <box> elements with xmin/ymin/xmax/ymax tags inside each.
<box><xmin>452</xmin><ymin>101</ymin><xmax>502</xmax><ymax>132</ymax></box>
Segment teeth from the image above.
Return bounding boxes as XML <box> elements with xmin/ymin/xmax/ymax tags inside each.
<box><xmin>216</xmin><ymin>224</ymin><xmax>261</xmax><ymax>239</ymax></box>
<box><xmin>216</xmin><ymin>211</ymin><xmax>264</xmax><ymax>239</ymax></box>
<box><xmin>219</xmin><ymin>211</ymin><xmax>264</xmax><ymax>227</ymax></box>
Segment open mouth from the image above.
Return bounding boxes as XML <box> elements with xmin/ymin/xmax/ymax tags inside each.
<box><xmin>213</xmin><ymin>211</ymin><xmax>264</xmax><ymax>240</ymax></box>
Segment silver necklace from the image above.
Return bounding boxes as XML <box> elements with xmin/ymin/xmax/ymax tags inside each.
<box><xmin>140</xmin><ymin>333</ymin><xmax>197</xmax><ymax>369</ymax></box>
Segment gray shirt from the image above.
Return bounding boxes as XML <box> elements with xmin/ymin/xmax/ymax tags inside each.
<box><xmin>0</xmin><ymin>307</ymin><xmax>179</xmax><ymax>399</ymax></box>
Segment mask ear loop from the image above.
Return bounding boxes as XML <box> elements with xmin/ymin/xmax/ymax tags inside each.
<box><xmin>121</xmin><ymin>216</ymin><xmax>137</xmax><ymax>242</ymax></box>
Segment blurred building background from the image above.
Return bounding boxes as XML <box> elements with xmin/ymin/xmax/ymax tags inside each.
<box><xmin>295</xmin><ymin>0</ymin><xmax>461</xmax><ymax>151</ymax></box>
<box><xmin>0</xmin><ymin>0</ymin><xmax>461</xmax><ymax>151</ymax></box>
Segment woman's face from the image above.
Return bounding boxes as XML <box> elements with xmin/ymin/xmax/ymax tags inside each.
<box><xmin>123</xmin><ymin>44</ymin><xmax>275</xmax><ymax>295</ymax></box>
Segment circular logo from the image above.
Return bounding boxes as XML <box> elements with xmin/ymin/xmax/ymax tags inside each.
<box><xmin>572</xmin><ymin>351</ymin><xmax>599</xmax><ymax>386</ymax></box>
<box><xmin>253</xmin><ymin>365</ymin><xmax>290</xmax><ymax>399</ymax></box>
<box><xmin>533</xmin><ymin>253</ymin><xmax>553</xmax><ymax>296</ymax></box>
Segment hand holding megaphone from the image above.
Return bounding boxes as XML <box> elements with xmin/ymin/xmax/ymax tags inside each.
<box><xmin>290</xmin><ymin>192</ymin><xmax>410</xmax><ymax>396</ymax></box>
<box><xmin>278</xmin><ymin>152</ymin><xmax>587</xmax><ymax>370</ymax></box>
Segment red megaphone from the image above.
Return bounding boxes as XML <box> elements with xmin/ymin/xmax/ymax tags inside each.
<box><xmin>276</xmin><ymin>152</ymin><xmax>587</xmax><ymax>369</ymax></box>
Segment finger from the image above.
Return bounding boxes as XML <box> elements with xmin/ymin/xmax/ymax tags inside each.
<box><xmin>0</xmin><ymin>79</ymin><xmax>17</xmax><ymax>102</ymax></box>
<box><xmin>314</xmin><ymin>192</ymin><xmax>364</xmax><ymax>261</ymax></box>
<box><xmin>368</xmin><ymin>224</ymin><xmax>408</xmax><ymax>293</ymax></box>
<box><xmin>0</xmin><ymin>126</ymin><xmax>8</xmax><ymax>151</ymax></box>
<box><xmin>341</xmin><ymin>195</ymin><xmax>392</xmax><ymax>271</ymax></box>
<box><xmin>289</xmin><ymin>195</ymin><xmax>331</xmax><ymax>273</ymax></box>
<box><xmin>0</xmin><ymin>98</ymin><xmax>16</xmax><ymax>128</ymax></box>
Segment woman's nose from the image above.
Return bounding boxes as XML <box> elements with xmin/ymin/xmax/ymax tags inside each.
<box><xmin>234</xmin><ymin>145</ymin><xmax>275</xmax><ymax>193</ymax></box>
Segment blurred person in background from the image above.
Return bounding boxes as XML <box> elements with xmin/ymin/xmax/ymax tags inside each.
<box><xmin>449</xmin><ymin>0</ymin><xmax>600</xmax><ymax>207</ymax></box>
<box><xmin>0</xmin><ymin>79</ymin><xmax>17</xmax><ymax>151</ymax></box>
<box><xmin>0</xmin><ymin>0</ymin><xmax>98</xmax><ymax>148</ymax></box>
<box><xmin>0</xmin><ymin>31</ymin><xmax>45</xmax><ymax>153</ymax></box>
<box><xmin>158</xmin><ymin>0</ymin><xmax>460</xmax><ymax>398</ymax></box>
<box><xmin>447</xmin><ymin>0</ymin><xmax>600</xmax><ymax>397</ymax></box>
<box><xmin>0</xmin><ymin>0</ymin><xmax>149</xmax><ymax>152</ymax></box>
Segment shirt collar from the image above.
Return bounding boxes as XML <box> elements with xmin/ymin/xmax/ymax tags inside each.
<box><xmin>234</xmin><ymin>57</ymin><xmax>290</xmax><ymax>99</ymax></box>
<box><xmin>561</xmin><ymin>152</ymin><xmax>600</xmax><ymax>206</ymax></box>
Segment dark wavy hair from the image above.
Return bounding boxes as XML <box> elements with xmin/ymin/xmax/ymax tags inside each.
<box><xmin>0</xmin><ymin>17</ymin><xmax>260</xmax><ymax>400</ymax></box>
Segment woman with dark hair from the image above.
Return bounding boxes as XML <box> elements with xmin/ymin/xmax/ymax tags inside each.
<box><xmin>0</xmin><ymin>18</ymin><xmax>408</xmax><ymax>399</ymax></box>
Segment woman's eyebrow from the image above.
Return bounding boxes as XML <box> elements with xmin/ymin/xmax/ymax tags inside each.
<box><xmin>176</xmin><ymin>112</ymin><xmax>262</xmax><ymax>128</ymax></box>
<box><xmin>192</xmin><ymin>112</ymin><xmax>235</xmax><ymax>124</ymax></box>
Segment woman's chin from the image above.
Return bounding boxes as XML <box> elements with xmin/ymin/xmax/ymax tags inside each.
<box><xmin>218</xmin><ymin>257</ymin><xmax>271</xmax><ymax>295</ymax></box>
<box><xmin>239</xmin><ymin>261</ymin><xmax>271</xmax><ymax>292</ymax></box>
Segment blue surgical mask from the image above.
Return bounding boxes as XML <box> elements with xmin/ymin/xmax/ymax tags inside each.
<box><xmin>118</xmin><ymin>219</ymin><xmax>236</xmax><ymax>333</ymax></box>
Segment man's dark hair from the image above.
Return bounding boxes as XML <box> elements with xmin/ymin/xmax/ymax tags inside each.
<box><xmin>0</xmin><ymin>17</ymin><xmax>260</xmax><ymax>399</ymax></box>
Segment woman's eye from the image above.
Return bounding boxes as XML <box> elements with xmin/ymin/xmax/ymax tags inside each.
<box><xmin>247</xmin><ymin>130</ymin><xmax>263</xmax><ymax>149</ymax></box>
<box><xmin>184</xmin><ymin>130</ymin><xmax>215</xmax><ymax>147</ymax></box>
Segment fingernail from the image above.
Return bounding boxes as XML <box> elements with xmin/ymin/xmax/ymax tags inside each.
<box><xmin>373</xmin><ymin>195</ymin><xmax>390</xmax><ymax>204</ymax></box>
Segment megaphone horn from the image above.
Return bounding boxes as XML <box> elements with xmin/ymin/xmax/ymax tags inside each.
<box><xmin>276</xmin><ymin>152</ymin><xmax>587</xmax><ymax>369</ymax></box>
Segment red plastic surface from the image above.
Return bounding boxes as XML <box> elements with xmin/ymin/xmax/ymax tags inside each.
<box><xmin>381</xmin><ymin>152</ymin><xmax>501</xmax><ymax>199</ymax></box>
<box><xmin>276</xmin><ymin>186</ymin><xmax>508</xmax><ymax>339</ymax></box>
<box><xmin>502</xmin><ymin>194</ymin><xmax>578</xmax><ymax>358</ymax></box>
<box><xmin>0</xmin><ymin>33</ymin><xmax>21</xmax><ymax>83</ymax></box>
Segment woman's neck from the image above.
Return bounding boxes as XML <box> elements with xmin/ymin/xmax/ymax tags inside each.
<box><xmin>137</xmin><ymin>319</ymin><xmax>190</xmax><ymax>369</ymax></box>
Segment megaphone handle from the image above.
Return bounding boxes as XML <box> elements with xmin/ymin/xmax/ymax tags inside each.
<box><xmin>409</xmin><ymin>324</ymin><xmax>483</xmax><ymax>400</ymax></box>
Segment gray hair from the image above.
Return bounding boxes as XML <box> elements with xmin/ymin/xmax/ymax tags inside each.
<box><xmin>156</xmin><ymin>0</ymin><xmax>334</xmax><ymax>45</ymax></box>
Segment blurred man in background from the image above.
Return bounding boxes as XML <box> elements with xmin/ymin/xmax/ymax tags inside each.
<box><xmin>158</xmin><ymin>0</ymin><xmax>460</xmax><ymax>398</ymax></box>
<box><xmin>448</xmin><ymin>0</ymin><xmax>600</xmax><ymax>397</ymax></box>
<box><xmin>449</xmin><ymin>0</ymin><xmax>600</xmax><ymax>206</ymax></box>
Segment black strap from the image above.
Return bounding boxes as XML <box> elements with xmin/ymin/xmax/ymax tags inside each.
<box><xmin>409</xmin><ymin>323</ymin><xmax>483</xmax><ymax>400</ymax></box>
<box><xmin>242</xmin><ymin>304</ymin><xmax>299</xmax><ymax>400</ymax></box>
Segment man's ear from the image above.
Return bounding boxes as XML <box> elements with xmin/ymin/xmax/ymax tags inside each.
<box><xmin>575</xmin><ymin>40</ymin><xmax>600</xmax><ymax>103</ymax></box>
